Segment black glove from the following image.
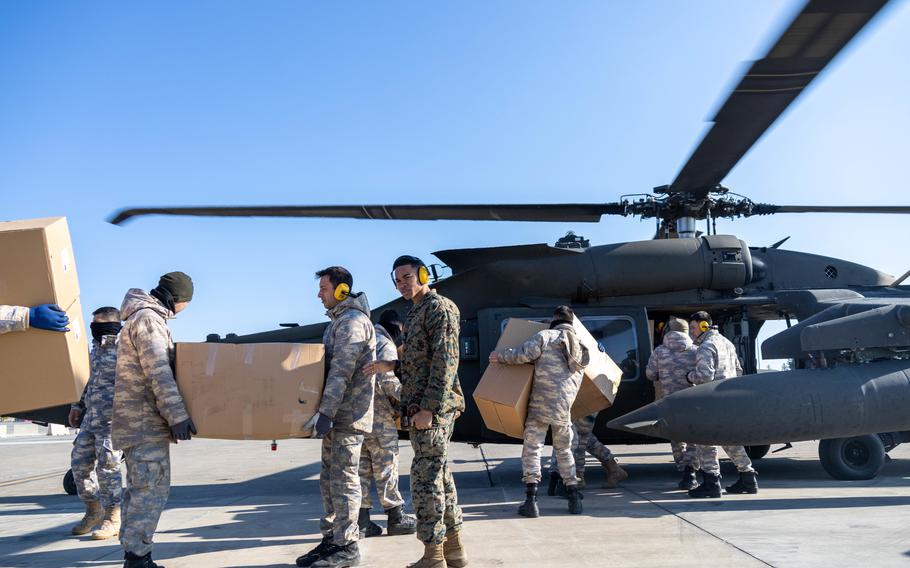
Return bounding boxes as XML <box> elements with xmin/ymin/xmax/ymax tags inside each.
<box><xmin>315</xmin><ymin>413</ymin><xmax>333</xmax><ymax>437</ymax></box>
<box><xmin>170</xmin><ymin>418</ymin><xmax>197</xmax><ymax>442</ymax></box>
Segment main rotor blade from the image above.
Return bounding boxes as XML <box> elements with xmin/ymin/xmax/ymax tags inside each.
<box><xmin>108</xmin><ymin>203</ymin><xmax>628</xmax><ymax>225</ymax></box>
<box><xmin>669</xmin><ymin>0</ymin><xmax>889</xmax><ymax>197</ymax></box>
<box><xmin>751</xmin><ymin>204</ymin><xmax>910</xmax><ymax>215</ymax></box>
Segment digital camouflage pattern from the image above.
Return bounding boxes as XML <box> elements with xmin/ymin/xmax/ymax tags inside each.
<box><xmin>319</xmin><ymin>430</ymin><xmax>364</xmax><ymax>546</ymax></box>
<box><xmin>409</xmin><ymin>412</ymin><xmax>462</xmax><ymax>544</ymax></box>
<box><xmin>111</xmin><ymin>289</ymin><xmax>189</xmax><ymax>450</ymax></box>
<box><xmin>524</xmin><ymin>417</ymin><xmax>577</xmax><ymax>485</ymax></box>
<box><xmin>74</xmin><ymin>335</ymin><xmax>120</xmax><ymax>434</ymax></box>
<box><xmin>671</xmin><ymin>440</ymin><xmax>698</xmax><ymax>471</ymax></box>
<box><xmin>400</xmin><ymin>290</ymin><xmax>464</xmax><ymax>416</ymax></box>
<box><xmin>0</xmin><ymin>305</ymin><xmax>28</xmax><ymax>334</ymax></box>
<box><xmin>494</xmin><ymin>323</ymin><xmax>589</xmax><ymax>426</ymax></box>
<box><xmin>697</xmin><ymin>444</ymin><xmax>755</xmax><ymax>475</ymax></box>
<box><xmin>369</xmin><ymin>324</ymin><xmax>401</xmax><ymax>437</ymax></box>
<box><xmin>548</xmin><ymin>414</ymin><xmax>615</xmax><ymax>475</ymax></box>
<box><xmin>120</xmin><ymin>441</ymin><xmax>170</xmax><ymax>556</ymax></box>
<box><xmin>320</xmin><ymin>293</ymin><xmax>376</xmax><ymax>433</ymax></box>
<box><xmin>646</xmin><ymin>331</ymin><xmax>697</xmax><ymax>396</ymax></box>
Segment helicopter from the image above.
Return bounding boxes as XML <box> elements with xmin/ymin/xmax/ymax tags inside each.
<box><xmin>92</xmin><ymin>0</ymin><xmax>910</xmax><ymax>481</ymax></box>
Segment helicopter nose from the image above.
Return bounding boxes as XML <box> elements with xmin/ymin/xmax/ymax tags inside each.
<box><xmin>607</xmin><ymin>402</ymin><xmax>668</xmax><ymax>438</ymax></box>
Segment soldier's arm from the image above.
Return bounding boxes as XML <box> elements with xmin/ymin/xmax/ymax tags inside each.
<box><xmin>419</xmin><ymin>302</ymin><xmax>459</xmax><ymax>413</ymax></box>
<box><xmin>319</xmin><ymin>317</ymin><xmax>371</xmax><ymax>419</ymax></box>
<box><xmin>0</xmin><ymin>305</ymin><xmax>28</xmax><ymax>334</ymax></box>
<box><xmin>645</xmin><ymin>350</ymin><xmax>659</xmax><ymax>382</ymax></box>
<box><xmin>688</xmin><ymin>343</ymin><xmax>718</xmax><ymax>385</ymax></box>
<box><xmin>134</xmin><ymin>314</ymin><xmax>190</xmax><ymax>426</ymax></box>
<box><xmin>496</xmin><ymin>333</ymin><xmax>545</xmax><ymax>366</ymax></box>
<box><xmin>380</xmin><ymin>374</ymin><xmax>402</xmax><ymax>404</ymax></box>
<box><xmin>375</xmin><ymin>334</ymin><xmax>401</xmax><ymax>402</ymax></box>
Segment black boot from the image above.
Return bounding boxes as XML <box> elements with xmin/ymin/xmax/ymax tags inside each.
<box><xmin>123</xmin><ymin>551</ymin><xmax>163</xmax><ymax>568</ymax></box>
<box><xmin>357</xmin><ymin>507</ymin><xmax>382</xmax><ymax>538</ymax></box>
<box><xmin>688</xmin><ymin>472</ymin><xmax>722</xmax><ymax>498</ymax></box>
<box><xmin>312</xmin><ymin>541</ymin><xmax>361</xmax><ymax>568</ymax></box>
<box><xmin>385</xmin><ymin>505</ymin><xmax>417</xmax><ymax>535</ymax></box>
<box><xmin>725</xmin><ymin>471</ymin><xmax>759</xmax><ymax>494</ymax></box>
<box><xmin>296</xmin><ymin>535</ymin><xmax>333</xmax><ymax>567</ymax></box>
<box><xmin>518</xmin><ymin>483</ymin><xmax>540</xmax><ymax>518</ymax></box>
<box><xmin>678</xmin><ymin>466</ymin><xmax>698</xmax><ymax>490</ymax></box>
<box><xmin>547</xmin><ymin>470</ymin><xmax>560</xmax><ymax>496</ymax></box>
<box><xmin>566</xmin><ymin>485</ymin><xmax>583</xmax><ymax>515</ymax></box>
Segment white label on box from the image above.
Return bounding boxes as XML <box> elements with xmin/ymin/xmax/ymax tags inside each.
<box><xmin>72</xmin><ymin>315</ymin><xmax>81</xmax><ymax>342</ymax></box>
<box><xmin>60</xmin><ymin>247</ymin><xmax>72</xmax><ymax>273</ymax></box>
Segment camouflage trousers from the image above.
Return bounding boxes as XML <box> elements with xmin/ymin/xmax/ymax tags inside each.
<box><xmin>410</xmin><ymin>412</ymin><xmax>463</xmax><ymax>545</ymax></box>
<box><xmin>121</xmin><ymin>442</ymin><xmax>170</xmax><ymax>557</ymax></box>
<box><xmin>548</xmin><ymin>414</ymin><xmax>612</xmax><ymax>475</ymax></box>
<box><xmin>71</xmin><ymin>428</ymin><xmax>123</xmax><ymax>507</ymax></box>
<box><xmin>319</xmin><ymin>429</ymin><xmax>364</xmax><ymax>546</ymax></box>
<box><xmin>358</xmin><ymin>434</ymin><xmax>405</xmax><ymax>511</ymax></box>
<box><xmin>671</xmin><ymin>441</ymin><xmax>699</xmax><ymax>471</ymax></box>
<box><xmin>525</xmin><ymin>418</ymin><xmax>577</xmax><ymax>486</ymax></box>
<box><xmin>696</xmin><ymin>445</ymin><xmax>755</xmax><ymax>475</ymax></box>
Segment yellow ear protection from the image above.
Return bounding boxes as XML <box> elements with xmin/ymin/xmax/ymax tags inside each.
<box><xmin>417</xmin><ymin>264</ymin><xmax>429</xmax><ymax>285</ymax></box>
<box><xmin>333</xmin><ymin>282</ymin><xmax>351</xmax><ymax>302</ymax></box>
<box><xmin>391</xmin><ymin>255</ymin><xmax>430</xmax><ymax>286</ymax></box>
<box><xmin>698</xmin><ymin>320</ymin><xmax>710</xmax><ymax>333</ymax></box>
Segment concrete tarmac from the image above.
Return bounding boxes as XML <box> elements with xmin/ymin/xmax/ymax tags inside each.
<box><xmin>1</xmin><ymin>436</ymin><xmax>909</xmax><ymax>567</ymax></box>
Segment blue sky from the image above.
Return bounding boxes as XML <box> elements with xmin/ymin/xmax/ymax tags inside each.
<box><xmin>2</xmin><ymin>1</ymin><xmax>908</xmax><ymax>366</ymax></box>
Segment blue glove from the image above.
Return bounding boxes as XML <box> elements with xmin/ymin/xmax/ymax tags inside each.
<box><xmin>28</xmin><ymin>304</ymin><xmax>69</xmax><ymax>332</ymax></box>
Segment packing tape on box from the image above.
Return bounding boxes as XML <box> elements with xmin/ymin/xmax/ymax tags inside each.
<box><xmin>242</xmin><ymin>403</ymin><xmax>254</xmax><ymax>439</ymax></box>
<box><xmin>205</xmin><ymin>344</ymin><xmax>219</xmax><ymax>377</ymax></box>
<box><xmin>243</xmin><ymin>345</ymin><xmax>255</xmax><ymax>365</ymax></box>
<box><xmin>289</xmin><ymin>345</ymin><xmax>302</xmax><ymax>369</ymax></box>
<box><xmin>282</xmin><ymin>409</ymin><xmax>311</xmax><ymax>437</ymax></box>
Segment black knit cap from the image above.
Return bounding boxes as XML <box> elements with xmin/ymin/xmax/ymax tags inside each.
<box><xmin>158</xmin><ymin>271</ymin><xmax>194</xmax><ymax>302</ymax></box>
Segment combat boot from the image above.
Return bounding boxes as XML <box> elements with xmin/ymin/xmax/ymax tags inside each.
<box><xmin>71</xmin><ymin>499</ymin><xmax>104</xmax><ymax>535</ymax></box>
<box><xmin>566</xmin><ymin>485</ymin><xmax>583</xmax><ymax>515</ymax></box>
<box><xmin>576</xmin><ymin>469</ymin><xmax>586</xmax><ymax>489</ymax></box>
<box><xmin>443</xmin><ymin>528</ymin><xmax>468</xmax><ymax>567</ymax></box>
<box><xmin>357</xmin><ymin>507</ymin><xmax>382</xmax><ymax>538</ymax></box>
<box><xmin>517</xmin><ymin>483</ymin><xmax>539</xmax><ymax>518</ymax></box>
<box><xmin>123</xmin><ymin>551</ymin><xmax>164</xmax><ymax>568</ymax></box>
<box><xmin>725</xmin><ymin>471</ymin><xmax>759</xmax><ymax>494</ymax></box>
<box><xmin>546</xmin><ymin>470</ymin><xmax>560</xmax><ymax>496</ymax></box>
<box><xmin>296</xmin><ymin>535</ymin><xmax>333</xmax><ymax>567</ymax></box>
<box><xmin>406</xmin><ymin>542</ymin><xmax>445</xmax><ymax>568</ymax></box>
<box><xmin>688</xmin><ymin>472</ymin><xmax>722</xmax><ymax>498</ymax></box>
<box><xmin>602</xmin><ymin>458</ymin><xmax>628</xmax><ymax>488</ymax></box>
<box><xmin>678</xmin><ymin>466</ymin><xmax>698</xmax><ymax>490</ymax></box>
<box><xmin>312</xmin><ymin>542</ymin><xmax>360</xmax><ymax>568</ymax></box>
<box><xmin>91</xmin><ymin>505</ymin><xmax>121</xmax><ymax>540</ymax></box>
<box><xmin>386</xmin><ymin>505</ymin><xmax>417</xmax><ymax>535</ymax></box>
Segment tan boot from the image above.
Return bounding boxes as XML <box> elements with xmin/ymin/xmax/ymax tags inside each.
<box><xmin>91</xmin><ymin>505</ymin><xmax>121</xmax><ymax>540</ymax></box>
<box><xmin>71</xmin><ymin>500</ymin><xmax>103</xmax><ymax>535</ymax></box>
<box><xmin>443</xmin><ymin>528</ymin><xmax>468</xmax><ymax>567</ymax></box>
<box><xmin>406</xmin><ymin>542</ymin><xmax>446</xmax><ymax>568</ymax></box>
<box><xmin>602</xmin><ymin>458</ymin><xmax>629</xmax><ymax>488</ymax></box>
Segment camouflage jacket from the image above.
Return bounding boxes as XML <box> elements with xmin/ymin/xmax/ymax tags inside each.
<box><xmin>72</xmin><ymin>335</ymin><xmax>119</xmax><ymax>434</ymax></box>
<box><xmin>400</xmin><ymin>290</ymin><xmax>464</xmax><ymax>417</ymax></box>
<box><xmin>495</xmin><ymin>323</ymin><xmax>589</xmax><ymax>426</ymax></box>
<box><xmin>645</xmin><ymin>331</ymin><xmax>696</xmax><ymax>397</ymax></box>
<box><xmin>370</xmin><ymin>323</ymin><xmax>401</xmax><ymax>438</ymax></box>
<box><xmin>320</xmin><ymin>293</ymin><xmax>376</xmax><ymax>434</ymax></box>
<box><xmin>112</xmin><ymin>289</ymin><xmax>190</xmax><ymax>449</ymax></box>
<box><xmin>688</xmin><ymin>328</ymin><xmax>743</xmax><ymax>385</ymax></box>
<box><xmin>0</xmin><ymin>305</ymin><xmax>28</xmax><ymax>334</ymax></box>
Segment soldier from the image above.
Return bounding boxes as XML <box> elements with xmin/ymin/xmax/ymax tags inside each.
<box><xmin>645</xmin><ymin>316</ymin><xmax>700</xmax><ymax>490</ymax></box>
<box><xmin>0</xmin><ymin>303</ymin><xmax>69</xmax><ymax>334</ymax></box>
<box><xmin>296</xmin><ymin>266</ymin><xmax>375</xmax><ymax>568</ymax></box>
<box><xmin>686</xmin><ymin>311</ymin><xmax>759</xmax><ymax>498</ymax></box>
<box><xmin>490</xmin><ymin>305</ymin><xmax>589</xmax><ymax>518</ymax></box>
<box><xmin>547</xmin><ymin>412</ymin><xmax>627</xmax><ymax>494</ymax></box>
<box><xmin>68</xmin><ymin>306</ymin><xmax>124</xmax><ymax>539</ymax></box>
<box><xmin>364</xmin><ymin>255</ymin><xmax>467</xmax><ymax>568</ymax></box>
<box><xmin>112</xmin><ymin>272</ymin><xmax>197</xmax><ymax>568</ymax></box>
<box><xmin>357</xmin><ymin>310</ymin><xmax>417</xmax><ymax>538</ymax></box>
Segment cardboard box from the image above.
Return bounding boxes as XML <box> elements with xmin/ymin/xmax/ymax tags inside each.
<box><xmin>175</xmin><ymin>342</ymin><xmax>325</xmax><ymax>440</ymax></box>
<box><xmin>570</xmin><ymin>316</ymin><xmax>623</xmax><ymax>420</ymax></box>
<box><xmin>473</xmin><ymin>319</ymin><xmax>547</xmax><ymax>439</ymax></box>
<box><xmin>0</xmin><ymin>217</ymin><xmax>90</xmax><ymax>415</ymax></box>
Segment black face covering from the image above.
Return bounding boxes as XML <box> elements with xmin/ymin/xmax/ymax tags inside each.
<box><xmin>91</xmin><ymin>321</ymin><xmax>122</xmax><ymax>342</ymax></box>
<box><xmin>549</xmin><ymin>319</ymin><xmax>573</xmax><ymax>329</ymax></box>
<box><xmin>150</xmin><ymin>286</ymin><xmax>176</xmax><ymax>313</ymax></box>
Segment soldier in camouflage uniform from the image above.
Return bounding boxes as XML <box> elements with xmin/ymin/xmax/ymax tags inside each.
<box><xmin>112</xmin><ymin>272</ymin><xmax>197</xmax><ymax>568</ymax></box>
<box><xmin>357</xmin><ymin>315</ymin><xmax>417</xmax><ymax>538</ymax></box>
<box><xmin>364</xmin><ymin>255</ymin><xmax>467</xmax><ymax>568</ymax></box>
<box><xmin>686</xmin><ymin>312</ymin><xmax>758</xmax><ymax>498</ymax></box>
<box><xmin>491</xmin><ymin>306</ymin><xmax>589</xmax><ymax>518</ymax></box>
<box><xmin>296</xmin><ymin>266</ymin><xmax>375</xmax><ymax>568</ymax></box>
<box><xmin>68</xmin><ymin>306</ymin><xmax>124</xmax><ymax>539</ymax></box>
<box><xmin>645</xmin><ymin>316</ymin><xmax>701</xmax><ymax>490</ymax></box>
<box><xmin>0</xmin><ymin>303</ymin><xmax>69</xmax><ymax>334</ymax></box>
<box><xmin>547</xmin><ymin>411</ymin><xmax>627</xmax><ymax>493</ymax></box>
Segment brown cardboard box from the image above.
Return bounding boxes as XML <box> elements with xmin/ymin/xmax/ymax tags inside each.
<box><xmin>175</xmin><ymin>342</ymin><xmax>325</xmax><ymax>440</ymax></box>
<box><xmin>0</xmin><ymin>217</ymin><xmax>90</xmax><ymax>415</ymax></box>
<box><xmin>473</xmin><ymin>318</ymin><xmax>547</xmax><ymax>439</ymax></box>
<box><xmin>570</xmin><ymin>316</ymin><xmax>623</xmax><ymax>420</ymax></box>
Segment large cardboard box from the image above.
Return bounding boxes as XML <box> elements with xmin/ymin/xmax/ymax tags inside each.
<box><xmin>570</xmin><ymin>316</ymin><xmax>623</xmax><ymax>420</ymax></box>
<box><xmin>0</xmin><ymin>217</ymin><xmax>90</xmax><ymax>415</ymax></box>
<box><xmin>175</xmin><ymin>342</ymin><xmax>325</xmax><ymax>440</ymax></box>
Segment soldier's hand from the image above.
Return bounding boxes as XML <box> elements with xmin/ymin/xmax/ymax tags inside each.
<box><xmin>488</xmin><ymin>352</ymin><xmax>499</xmax><ymax>364</ymax></box>
<box><xmin>170</xmin><ymin>418</ymin><xmax>197</xmax><ymax>442</ymax></box>
<box><xmin>68</xmin><ymin>409</ymin><xmax>82</xmax><ymax>428</ymax></box>
<box><xmin>412</xmin><ymin>409</ymin><xmax>433</xmax><ymax>430</ymax></box>
<box><xmin>363</xmin><ymin>360</ymin><xmax>395</xmax><ymax>375</ymax></box>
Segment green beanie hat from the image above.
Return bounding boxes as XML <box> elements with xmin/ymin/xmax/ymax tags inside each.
<box><xmin>158</xmin><ymin>271</ymin><xmax>194</xmax><ymax>302</ymax></box>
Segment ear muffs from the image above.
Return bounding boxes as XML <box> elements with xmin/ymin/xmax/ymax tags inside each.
<box><xmin>698</xmin><ymin>320</ymin><xmax>710</xmax><ymax>333</ymax></box>
<box><xmin>417</xmin><ymin>265</ymin><xmax>429</xmax><ymax>285</ymax></box>
<box><xmin>334</xmin><ymin>283</ymin><xmax>351</xmax><ymax>302</ymax></box>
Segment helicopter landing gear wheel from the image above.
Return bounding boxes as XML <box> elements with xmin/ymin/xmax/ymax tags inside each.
<box><xmin>745</xmin><ymin>445</ymin><xmax>771</xmax><ymax>460</ymax></box>
<box><xmin>63</xmin><ymin>469</ymin><xmax>77</xmax><ymax>495</ymax></box>
<box><xmin>818</xmin><ymin>435</ymin><xmax>886</xmax><ymax>480</ymax></box>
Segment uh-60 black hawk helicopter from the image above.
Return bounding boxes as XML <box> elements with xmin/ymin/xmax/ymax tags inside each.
<box><xmin>110</xmin><ymin>0</ymin><xmax>910</xmax><ymax>481</ymax></box>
